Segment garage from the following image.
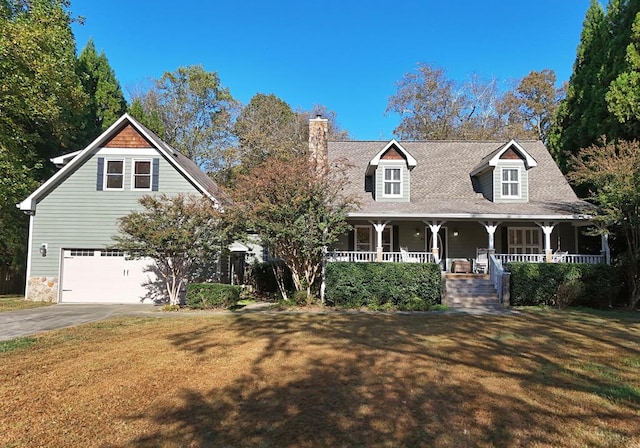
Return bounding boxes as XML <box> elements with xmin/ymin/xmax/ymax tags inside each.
<box><xmin>60</xmin><ymin>249</ymin><xmax>157</xmax><ymax>303</ymax></box>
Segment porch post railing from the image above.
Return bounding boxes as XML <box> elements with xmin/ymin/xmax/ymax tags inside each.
<box><xmin>489</xmin><ymin>254</ymin><xmax>510</xmax><ymax>306</ymax></box>
<box><xmin>425</xmin><ymin>220</ymin><xmax>445</xmax><ymax>263</ymax></box>
<box><xmin>536</xmin><ymin>221</ymin><xmax>557</xmax><ymax>263</ymax></box>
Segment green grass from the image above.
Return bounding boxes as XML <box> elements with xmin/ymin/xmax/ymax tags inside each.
<box><xmin>0</xmin><ymin>337</ymin><xmax>38</xmax><ymax>353</ymax></box>
<box><xmin>0</xmin><ymin>295</ymin><xmax>53</xmax><ymax>312</ymax></box>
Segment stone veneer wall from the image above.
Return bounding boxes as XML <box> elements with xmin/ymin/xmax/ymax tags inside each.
<box><xmin>26</xmin><ymin>276</ymin><xmax>58</xmax><ymax>302</ymax></box>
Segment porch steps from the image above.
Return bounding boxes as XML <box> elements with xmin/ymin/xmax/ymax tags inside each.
<box><xmin>443</xmin><ymin>274</ymin><xmax>503</xmax><ymax>311</ymax></box>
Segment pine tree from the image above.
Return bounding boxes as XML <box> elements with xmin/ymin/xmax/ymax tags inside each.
<box><xmin>77</xmin><ymin>38</ymin><xmax>127</xmax><ymax>145</ymax></box>
<box><xmin>548</xmin><ymin>0</ymin><xmax>609</xmax><ymax>171</ymax></box>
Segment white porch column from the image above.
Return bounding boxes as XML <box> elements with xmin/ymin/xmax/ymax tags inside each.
<box><xmin>601</xmin><ymin>233</ymin><xmax>611</xmax><ymax>265</ymax></box>
<box><xmin>481</xmin><ymin>221</ymin><xmax>501</xmax><ymax>252</ymax></box>
<box><xmin>425</xmin><ymin>221</ymin><xmax>445</xmax><ymax>263</ymax></box>
<box><xmin>370</xmin><ymin>221</ymin><xmax>388</xmax><ymax>261</ymax></box>
<box><xmin>536</xmin><ymin>221</ymin><xmax>557</xmax><ymax>262</ymax></box>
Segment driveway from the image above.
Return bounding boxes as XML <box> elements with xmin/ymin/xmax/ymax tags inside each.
<box><xmin>0</xmin><ymin>304</ymin><xmax>158</xmax><ymax>342</ymax></box>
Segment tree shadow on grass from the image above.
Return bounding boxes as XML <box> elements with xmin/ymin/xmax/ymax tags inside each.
<box><xmin>121</xmin><ymin>312</ymin><xmax>640</xmax><ymax>447</ymax></box>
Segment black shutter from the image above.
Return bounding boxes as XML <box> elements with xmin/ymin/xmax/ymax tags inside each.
<box><xmin>348</xmin><ymin>229</ymin><xmax>354</xmax><ymax>251</ymax></box>
<box><xmin>393</xmin><ymin>225</ymin><xmax>399</xmax><ymax>252</ymax></box>
<box><xmin>96</xmin><ymin>157</ymin><xmax>104</xmax><ymax>191</ymax></box>
<box><xmin>152</xmin><ymin>158</ymin><xmax>159</xmax><ymax>191</ymax></box>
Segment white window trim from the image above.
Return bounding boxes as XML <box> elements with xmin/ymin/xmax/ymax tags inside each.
<box><xmin>131</xmin><ymin>158</ymin><xmax>153</xmax><ymax>191</ymax></box>
<box><xmin>104</xmin><ymin>159</ymin><xmax>125</xmax><ymax>191</ymax></box>
<box><xmin>354</xmin><ymin>225</ymin><xmax>373</xmax><ymax>252</ymax></box>
<box><xmin>501</xmin><ymin>167</ymin><xmax>521</xmax><ymax>199</ymax></box>
<box><xmin>508</xmin><ymin>227</ymin><xmax>542</xmax><ymax>254</ymax></box>
<box><xmin>383</xmin><ymin>167</ymin><xmax>402</xmax><ymax>197</ymax></box>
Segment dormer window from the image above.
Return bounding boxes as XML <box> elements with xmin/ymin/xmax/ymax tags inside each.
<box><xmin>501</xmin><ymin>168</ymin><xmax>520</xmax><ymax>198</ymax></box>
<box><xmin>384</xmin><ymin>168</ymin><xmax>401</xmax><ymax>196</ymax></box>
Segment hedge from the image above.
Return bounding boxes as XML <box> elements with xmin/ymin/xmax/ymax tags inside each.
<box><xmin>185</xmin><ymin>283</ymin><xmax>241</xmax><ymax>309</ymax></box>
<box><xmin>325</xmin><ymin>262</ymin><xmax>441</xmax><ymax>310</ymax></box>
<box><xmin>507</xmin><ymin>262</ymin><xmax>617</xmax><ymax>308</ymax></box>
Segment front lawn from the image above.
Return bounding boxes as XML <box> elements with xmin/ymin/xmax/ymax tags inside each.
<box><xmin>1</xmin><ymin>310</ymin><xmax>639</xmax><ymax>447</ymax></box>
<box><xmin>0</xmin><ymin>295</ymin><xmax>52</xmax><ymax>312</ymax></box>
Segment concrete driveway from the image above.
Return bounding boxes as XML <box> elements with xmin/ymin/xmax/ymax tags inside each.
<box><xmin>0</xmin><ymin>304</ymin><xmax>158</xmax><ymax>342</ymax></box>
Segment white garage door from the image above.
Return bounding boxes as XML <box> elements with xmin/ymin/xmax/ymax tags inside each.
<box><xmin>60</xmin><ymin>249</ymin><xmax>157</xmax><ymax>303</ymax></box>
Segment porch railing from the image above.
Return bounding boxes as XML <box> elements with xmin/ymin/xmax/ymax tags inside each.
<box><xmin>327</xmin><ymin>251</ymin><xmax>434</xmax><ymax>263</ymax></box>
<box><xmin>494</xmin><ymin>253</ymin><xmax>605</xmax><ymax>265</ymax></box>
<box><xmin>489</xmin><ymin>254</ymin><xmax>510</xmax><ymax>306</ymax></box>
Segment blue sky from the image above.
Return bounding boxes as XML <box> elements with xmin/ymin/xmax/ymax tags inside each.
<box><xmin>70</xmin><ymin>1</ymin><xmax>593</xmax><ymax>140</ymax></box>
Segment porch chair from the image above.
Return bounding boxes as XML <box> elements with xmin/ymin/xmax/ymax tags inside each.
<box><xmin>474</xmin><ymin>248</ymin><xmax>489</xmax><ymax>274</ymax></box>
<box><xmin>551</xmin><ymin>250</ymin><xmax>568</xmax><ymax>263</ymax></box>
<box><xmin>400</xmin><ymin>247</ymin><xmax>419</xmax><ymax>263</ymax></box>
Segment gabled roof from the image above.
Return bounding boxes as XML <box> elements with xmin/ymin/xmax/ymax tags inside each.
<box><xmin>368</xmin><ymin>139</ymin><xmax>417</xmax><ymax>170</ymax></box>
<box><xmin>18</xmin><ymin>113</ymin><xmax>227</xmax><ymax>212</ymax></box>
<box><xmin>329</xmin><ymin>139</ymin><xmax>592</xmax><ymax>220</ymax></box>
<box><xmin>470</xmin><ymin>139</ymin><xmax>538</xmax><ymax>176</ymax></box>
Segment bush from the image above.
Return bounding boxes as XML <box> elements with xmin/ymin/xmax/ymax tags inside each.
<box><xmin>248</xmin><ymin>261</ymin><xmax>294</xmax><ymax>296</ymax></box>
<box><xmin>185</xmin><ymin>283</ymin><xmax>241</xmax><ymax>309</ymax></box>
<box><xmin>507</xmin><ymin>262</ymin><xmax>617</xmax><ymax>308</ymax></box>
<box><xmin>325</xmin><ymin>262</ymin><xmax>441</xmax><ymax>310</ymax></box>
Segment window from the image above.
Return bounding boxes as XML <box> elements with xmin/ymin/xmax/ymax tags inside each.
<box><xmin>508</xmin><ymin>228</ymin><xmax>541</xmax><ymax>254</ymax></box>
<box><xmin>100</xmin><ymin>249</ymin><xmax>125</xmax><ymax>257</ymax></box>
<box><xmin>105</xmin><ymin>160</ymin><xmax>124</xmax><ymax>190</ymax></box>
<box><xmin>384</xmin><ymin>168</ymin><xmax>401</xmax><ymax>196</ymax></box>
<box><xmin>355</xmin><ymin>226</ymin><xmax>372</xmax><ymax>252</ymax></box>
<box><xmin>501</xmin><ymin>168</ymin><xmax>519</xmax><ymax>198</ymax></box>
<box><xmin>132</xmin><ymin>160</ymin><xmax>152</xmax><ymax>190</ymax></box>
<box><xmin>69</xmin><ymin>249</ymin><xmax>95</xmax><ymax>257</ymax></box>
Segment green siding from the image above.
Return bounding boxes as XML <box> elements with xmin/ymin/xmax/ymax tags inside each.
<box><xmin>30</xmin><ymin>149</ymin><xmax>201</xmax><ymax>277</ymax></box>
<box><xmin>375</xmin><ymin>161</ymin><xmax>410</xmax><ymax>202</ymax></box>
<box><xmin>477</xmin><ymin>170</ymin><xmax>494</xmax><ymax>201</ymax></box>
<box><xmin>493</xmin><ymin>160</ymin><xmax>529</xmax><ymax>203</ymax></box>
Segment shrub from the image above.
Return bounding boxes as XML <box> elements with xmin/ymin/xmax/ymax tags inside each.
<box><xmin>185</xmin><ymin>283</ymin><xmax>241</xmax><ymax>309</ymax></box>
<box><xmin>325</xmin><ymin>262</ymin><xmax>441</xmax><ymax>310</ymax></box>
<box><xmin>248</xmin><ymin>261</ymin><xmax>294</xmax><ymax>296</ymax></box>
<box><xmin>507</xmin><ymin>262</ymin><xmax>617</xmax><ymax>308</ymax></box>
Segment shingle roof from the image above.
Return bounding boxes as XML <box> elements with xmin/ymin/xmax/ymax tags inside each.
<box><xmin>329</xmin><ymin>140</ymin><xmax>592</xmax><ymax>220</ymax></box>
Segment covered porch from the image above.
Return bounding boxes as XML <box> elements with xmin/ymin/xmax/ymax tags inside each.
<box><xmin>327</xmin><ymin>218</ymin><xmax>609</xmax><ymax>271</ymax></box>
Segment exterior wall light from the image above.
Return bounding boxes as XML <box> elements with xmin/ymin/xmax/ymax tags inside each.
<box><xmin>453</xmin><ymin>230</ymin><xmax>459</xmax><ymax>237</ymax></box>
<box><xmin>40</xmin><ymin>243</ymin><xmax>47</xmax><ymax>257</ymax></box>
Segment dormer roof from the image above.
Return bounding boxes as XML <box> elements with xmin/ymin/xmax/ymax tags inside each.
<box><xmin>470</xmin><ymin>139</ymin><xmax>538</xmax><ymax>176</ymax></box>
<box><xmin>366</xmin><ymin>139</ymin><xmax>417</xmax><ymax>175</ymax></box>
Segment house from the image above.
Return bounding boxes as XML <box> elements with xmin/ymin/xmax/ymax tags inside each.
<box><xmin>308</xmin><ymin>118</ymin><xmax>609</xmax><ymax>271</ymax></box>
<box><xmin>18</xmin><ymin>113</ymin><xmax>227</xmax><ymax>303</ymax></box>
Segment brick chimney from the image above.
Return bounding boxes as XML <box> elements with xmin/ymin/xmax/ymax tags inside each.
<box><xmin>309</xmin><ymin>115</ymin><xmax>329</xmax><ymax>174</ymax></box>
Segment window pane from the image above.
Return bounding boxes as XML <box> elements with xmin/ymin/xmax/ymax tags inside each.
<box><xmin>510</xmin><ymin>169</ymin><xmax>518</xmax><ymax>181</ymax></box>
<box><xmin>503</xmin><ymin>169</ymin><xmax>509</xmax><ymax>181</ymax></box>
<box><xmin>106</xmin><ymin>175</ymin><xmax>123</xmax><ymax>189</ymax></box>
<box><xmin>135</xmin><ymin>176</ymin><xmax>151</xmax><ymax>189</ymax></box>
<box><xmin>511</xmin><ymin>184</ymin><xmax>518</xmax><ymax>196</ymax></box>
<box><xmin>392</xmin><ymin>183</ymin><xmax>400</xmax><ymax>195</ymax></box>
<box><xmin>135</xmin><ymin>161</ymin><xmax>151</xmax><ymax>174</ymax></box>
<box><xmin>107</xmin><ymin>160</ymin><xmax>123</xmax><ymax>174</ymax></box>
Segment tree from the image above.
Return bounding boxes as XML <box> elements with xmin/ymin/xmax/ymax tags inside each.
<box><xmin>113</xmin><ymin>194</ymin><xmax>223</xmax><ymax>305</ymax></box>
<box><xmin>230</xmin><ymin>155</ymin><xmax>355</xmax><ymax>301</ymax></box>
<box><xmin>385</xmin><ymin>63</ymin><xmax>557</xmax><ymax>141</ymax></box>
<box><xmin>386</xmin><ymin>64</ymin><xmax>468</xmax><ymax>140</ymax></box>
<box><xmin>606</xmin><ymin>7</ymin><xmax>640</xmax><ymax>136</ymax></box>
<box><xmin>77</xmin><ymin>38</ymin><xmax>127</xmax><ymax>146</ymax></box>
<box><xmin>499</xmin><ymin>70</ymin><xmax>562</xmax><ymax>143</ymax></box>
<box><xmin>234</xmin><ymin>93</ymin><xmax>299</xmax><ymax>170</ymax></box>
<box><xmin>130</xmin><ymin>65</ymin><xmax>238</xmax><ymax>173</ymax></box>
<box><xmin>549</xmin><ymin>0</ymin><xmax>640</xmax><ymax>170</ymax></box>
<box><xmin>0</xmin><ymin>0</ymin><xmax>87</xmax><ymax>278</ymax></box>
<box><xmin>568</xmin><ymin>138</ymin><xmax>640</xmax><ymax>309</ymax></box>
